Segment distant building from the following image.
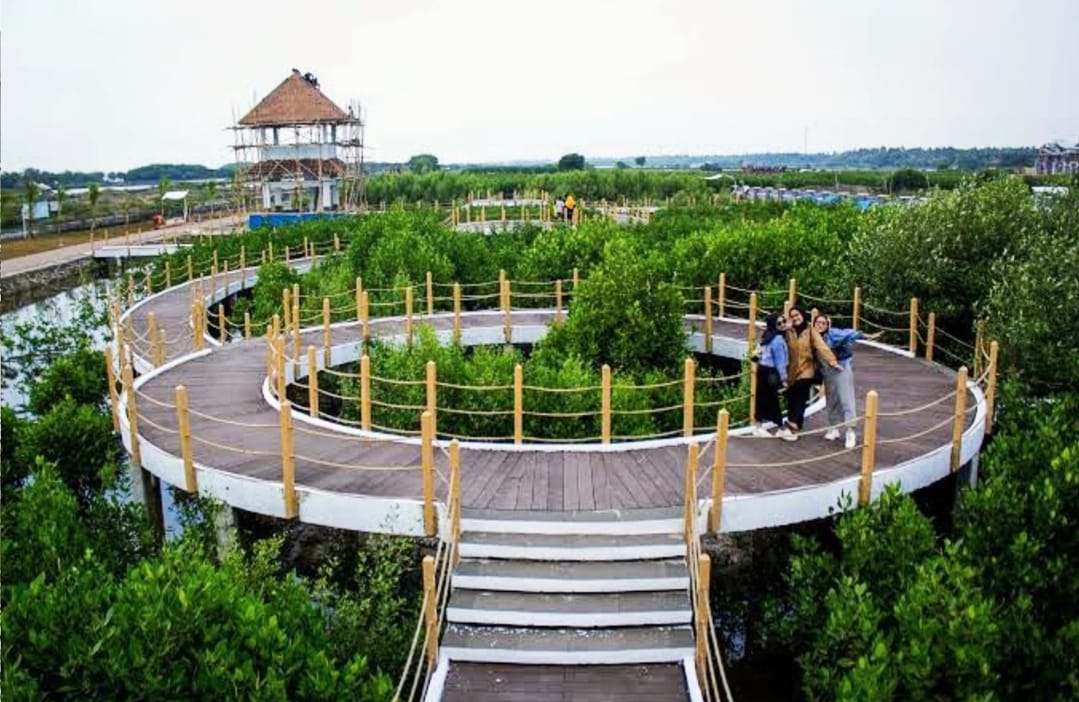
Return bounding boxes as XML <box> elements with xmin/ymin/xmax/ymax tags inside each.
<box><xmin>232</xmin><ymin>69</ymin><xmax>365</xmax><ymax>214</ymax></box>
<box><xmin>1035</xmin><ymin>141</ymin><xmax>1079</xmax><ymax>175</ymax></box>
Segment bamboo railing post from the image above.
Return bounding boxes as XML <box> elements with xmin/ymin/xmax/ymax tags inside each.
<box><xmin>285</xmin><ymin>245</ymin><xmax>290</xmax><ymax>263</ymax></box>
<box><xmin>322</xmin><ymin>297</ymin><xmax>331</xmax><ymax>366</ymax></box>
<box><xmin>280</xmin><ymin>399</ymin><xmax>297</xmax><ymax>518</ymax></box>
<box><xmin>788</xmin><ymin>277</ymin><xmax>797</xmax><ymax>308</ymax></box>
<box><xmin>925</xmin><ymin>312</ymin><xmax>936</xmax><ymax>362</ymax></box>
<box><xmin>555</xmin><ymin>279</ymin><xmax>563</xmax><ymax>322</ymax></box>
<box><xmin>572</xmin><ymin>267</ymin><xmax>579</xmax><ymax>292</ymax></box>
<box><xmin>452</xmin><ymin>284</ymin><xmax>462</xmax><ymax>343</ymax></box>
<box><xmin>601</xmin><ymin>364</ymin><xmax>612</xmax><ymax>443</ymax></box>
<box><xmin>909</xmin><ymin>297</ymin><xmax>919</xmax><ymax>355</ymax></box>
<box><xmin>218</xmin><ymin>304</ymin><xmax>226</xmax><ymax>345</ymax></box>
<box><xmin>405</xmin><ymin>286</ymin><xmax>414</xmax><ymax>345</ymax></box>
<box><xmin>362</xmin><ymin>288</ymin><xmax>371</xmax><ymax>345</ymax></box>
<box><xmin>283</xmin><ymin>286</ymin><xmax>291</xmax><ymax>331</ymax></box>
<box><xmin>275</xmin><ymin>334</ymin><xmax>286</xmax><ymax>402</ymax></box>
<box><xmin>334</xmin><ymin>233</ymin><xmax>341</xmax><ymax>252</ymax></box>
<box><xmin>303</xmin><ymin>236</ymin><xmax>310</xmax><ymax>259</ymax></box>
<box><xmin>503</xmin><ymin>277</ymin><xmax>512</xmax><ymax>343</ymax></box>
<box><xmin>748</xmin><ymin>359</ymin><xmax>758</xmax><ymax>427</ymax></box>
<box><xmin>308</xmin><ymin>346</ymin><xmax>320</xmax><ymax>418</ymax></box>
<box><xmin>192</xmin><ymin>298</ymin><xmax>204</xmax><ymax>350</ymax></box>
<box><xmin>426</xmin><ymin>360</ymin><xmax>437</xmax><ymax>431</ymax></box>
<box><xmin>105</xmin><ymin>345</ymin><xmax>120</xmax><ymax>431</ymax></box>
<box><xmin>747</xmin><ymin>292</ymin><xmax>758</xmax><ymax>349</ymax></box>
<box><xmin>985</xmin><ymin>341</ymin><xmax>999</xmax><ymax>435</ymax></box>
<box><xmin>292</xmin><ymin>282</ymin><xmax>301</xmax><ymax>332</ymax></box>
<box><xmin>514</xmin><ymin>364</ymin><xmax>524</xmax><ymax>445</ymax></box>
<box><xmin>973</xmin><ymin>321</ymin><xmax>985</xmax><ymax>378</ymax></box>
<box><xmin>244</xmin><ymin>310</ymin><xmax>251</xmax><ymax>339</ymax></box>
<box><xmin>122</xmin><ymin>360</ymin><xmax>142</xmax><ymax>471</ymax></box>
<box><xmin>852</xmin><ymin>286</ymin><xmax>862</xmax><ymax>331</ymax></box>
<box><xmin>127</xmin><ymin>273</ymin><xmax>135</xmax><ymax>305</ymax></box>
<box><xmin>718</xmin><ymin>272</ymin><xmax>726</xmax><ymax>318</ymax></box>
<box><xmin>165</xmin><ymin>260</ymin><xmax>172</xmax><ymax>288</ymax></box>
<box><xmin>709</xmin><ymin>410</ymin><xmax>730</xmax><ymax>533</ymax></box>
<box><xmin>268</xmin><ymin>241</ymin><xmax>274</xmax><ymax>262</ymax></box>
<box><xmin>684</xmin><ymin>443</ymin><xmax>699</xmax><ymax>542</ymax></box>
<box><xmin>951</xmin><ymin>367</ymin><xmax>969</xmax><ymax>472</ymax></box>
<box><xmin>187</xmin><ymin>255</ymin><xmax>194</xmax><ymax>281</ymax></box>
<box><xmin>450</xmin><ymin>439</ymin><xmax>461</xmax><ymax>551</ymax></box>
<box><xmin>696</xmin><ymin>553</ymin><xmax>711</xmax><ymax>680</ymax></box>
<box><xmin>240</xmin><ymin>245</ymin><xmax>246</xmax><ymax>278</ymax></box>
<box><xmin>355</xmin><ymin>277</ymin><xmax>363</xmax><ymax>322</ymax></box>
<box><xmin>683</xmin><ymin>357</ymin><xmax>696</xmax><ymax>437</ymax></box>
<box><xmin>422</xmin><ymin>555</ymin><xmax>438</xmax><ymax>667</ymax></box>
<box><xmin>147</xmin><ymin>312</ymin><xmax>160</xmax><ymax>367</ymax></box>
<box><xmin>421</xmin><ymin>411</ymin><xmax>436</xmax><ymax>536</ymax></box>
<box><xmin>703</xmin><ymin>286</ymin><xmax>713</xmax><ymax>354</ymax></box>
<box><xmin>360</xmin><ymin>354</ymin><xmax>372</xmax><ymax>431</ymax></box>
<box><xmin>292</xmin><ymin>302</ymin><xmax>301</xmax><ymax>377</ymax></box>
<box><xmin>426</xmin><ymin>271</ymin><xmax>434</xmax><ymax>316</ymax></box>
<box><xmin>858</xmin><ymin>390</ymin><xmax>880</xmax><ymax>506</ymax></box>
<box><xmin>175</xmin><ymin>385</ymin><xmax>196</xmax><ymax>492</ymax></box>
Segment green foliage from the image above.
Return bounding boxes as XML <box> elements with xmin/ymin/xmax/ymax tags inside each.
<box><xmin>15</xmin><ymin>398</ymin><xmax>118</xmax><ymax>502</ymax></box>
<box><xmin>1</xmin><ymin>406</ymin><xmax>28</xmax><ymax>493</ymax></box>
<box><xmin>406</xmin><ymin>154</ymin><xmax>439</xmax><ymax>174</ymax></box>
<box><xmin>26</xmin><ymin>347</ymin><xmax>108</xmax><ymax>415</ymax></box>
<box><xmin>557</xmin><ymin>153</ymin><xmax>586</xmax><ymax>171</ymax></box>
<box><xmin>887</xmin><ymin>168</ymin><xmax>929</xmax><ymax>192</ymax></box>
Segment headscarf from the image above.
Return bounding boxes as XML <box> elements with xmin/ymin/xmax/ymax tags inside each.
<box><xmin>761</xmin><ymin>312</ymin><xmax>783</xmax><ymax>346</ymax></box>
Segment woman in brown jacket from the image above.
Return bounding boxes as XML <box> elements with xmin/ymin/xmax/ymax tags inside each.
<box><xmin>782</xmin><ymin>305</ymin><xmax>841</xmax><ymax>441</ymax></box>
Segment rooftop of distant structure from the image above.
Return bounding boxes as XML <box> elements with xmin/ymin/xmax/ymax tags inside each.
<box><xmin>238</xmin><ymin>69</ymin><xmax>358</xmax><ymax>127</ymax></box>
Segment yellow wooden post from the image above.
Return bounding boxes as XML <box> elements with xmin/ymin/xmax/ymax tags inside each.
<box><xmin>703</xmin><ymin>407</ymin><xmax>730</xmax><ymax>533</ymax></box>
<box><xmin>695</xmin><ymin>553</ymin><xmax>711</xmax><ymax>679</ymax></box>
<box><xmin>748</xmin><ymin>358</ymin><xmax>758</xmax><ymax>428</ymax></box>
<box><xmin>192</xmin><ymin>298</ymin><xmax>204</xmax><ymax>350</ymax></box>
<box><xmin>291</xmin><ymin>282</ymin><xmax>300</xmax><ymax>330</ymax></box>
<box><xmin>925</xmin><ymin>312</ymin><xmax>936</xmax><ymax>362</ymax></box>
<box><xmin>426</xmin><ymin>360</ymin><xmax>437</xmax><ymax>431</ymax></box>
<box><xmin>285</xmin><ymin>245</ymin><xmax>290</xmax><ymax>263</ymax></box>
<box><xmin>308</xmin><ymin>346</ymin><xmax>320</xmax><ymax>418</ymax></box>
<box><xmin>684</xmin><ymin>443</ymin><xmax>699</xmax><ymax>542</ymax></box>
<box><xmin>747</xmin><ymin>292</ymin><xmax>758</xmax><ymax>349</ymax></box>
<box><xmin>218</xmin><ymin>304</ymin><xmax>226</xmax><ymax>345</ymax></box>
<box><xmin>146</xmin><ymin>312</ymin><xmax>160</xmax><ymax>367</ymax></box>
<box><xmin>909</xmin><ymin>297</ymin><xmax>919</xmax><ymax>355</ymax></box>
<box><xmin>858</xmin><ymin>390</ymin><xmax>879</xmax><ymax>506</ymax></box>
<box><xmin>683</xmin><ymin>358</ymin><xmax>696</xmax><ymax>436</ymax></box>
<box><xmin>426</xmin><ymin>271</ymin><xmax>434</xmax><ymax>316</ymax></box>
<box><xmin>450</xmin><ymin>439</ymin><xmax>461</xmax><ymax>547</ymax></box>
<box><xmin>303</xmin><ymin>236</ymin><xmax>310</xmax><ymax>259</ymax></box>
<box><xmin>322</xmin><ymin>297</ymin><xmax>331</xmax><ymax>366</ymax></box>
<box><xmin>282</xmin><ymin>286</ymin><xmax>291</xmax><ymax>331</ymax></box>
<box><xmin>405</xmin><ymin>286</ymin><xmax>414</xmax><ymax>344</ymax></box>
<box><xmin>422</xmin><ymin>555</ymin><xmax>438</xmax><ymax>667</ymax></box>
<box><xmin>122</xmin><ymin>361</ymin><xmax>142</xmax><ymax>471</ymax></box>
<box><xmin>572</xmin><ymin>267</ymin><xmax>580</xmax><ymax>292</ymax></box>
<box><xmin>261</xmin><ymin>248</ymin><xmax>267</xmax><ymax>265</ymax></box>
<box><xmin>174</xmin><ymin>385</ymin><xmax>196</xmax><ymax>492</ymax></box>
<box><xmin>503</xmin><ymin>277</ymin><xmax>512</xmax><ymax>344</ymax></box>
<box><xmin>852</xmin><ymin>286</ymin><xmax>862</xmax><ymax>331</ymax></box>
<box><xmin>452</xmin><ymin>283</ymin><xmax>462</xmax><ymax>344</ymax></box>
<box><xmin>268</xmin><ymin>240</ymin><xmax>274</xmax><ymax>262</ymax></box>
<box><xmin>127</xmin><ymin>273</ymin><xmax>135</xmax><ymax>306</ymax></box>
<box><xmin>280</xmin><ymin>399</ymin><xmax>297</xmax><ymax>518</ymax></box>
<box><xmin>421</xmin><ymin>411</ymin><xmax>436</xmax><ymax>536</ymax></box>
<box><xmin>105</xmin><ymin>345</ymin><xmax>120</xmax><ymax>432</ymax></box>
<box><xmin>984</xmin><ymin>340</ymin><xmax>999</xmax><ymax>435</ymax></box>
<box><xmin>244</xmin><ymin>310</ymin><xmax>251</xmax><ymax>339</ymax></box>
<box><xmin>361</xmin><ymin>291</ymin><xmax>370</xmax><ymax>344</ymax></box>
<box><xmin>974</xmin><ymin>321</ymin><xmax>985</xmax><ymax>378</ymax></box>
<box><xmin>718</xmin><ymin>272</ymin><xmax>726</xmax><ymax>318</ymax></box>
<box><xmin>601</xmin><ymin>364</ymin><xmax>612</xmax><ymax>444</ymax></box>
<box><xmin>275</xmin><ymin>334</ymin><xmax>286</xmax><ymax>402</ymax></box>
<box><xmin>703</xmin><ymin>286</ymin><xmax>713</xmax><ymax>354</ymax></box>
<box><xmin>240</xmin><ymin>245</ymin><xmax>246</xmax><ymax>275</ymax></box>
<box><xmin>514</xmin><ymin>363</ymin><xmax>524</xmax><ymax>445</ymax></box>
<box><xmin>555</xmin><ymin>279</ymin><xmax>563</xmax><ymax>322</ymax></box>
<box><xmin>360</xmin><ymin>354</ymin><xmax>372</xmax><ymax>431</ymax></box>
<box><xmin>212</xmin><ymin>248</ymin><xmax>219</xmax><ymax>276</ymax></box>
<box><xmin>334</xmin><ymin>232</ymin><xmax>340</xmax><ymax>252</ymax></box>
<box><xmin>187</xmin><ymin>255</ymin><xmax>194</xmax><ymax>282</ymax></box>
<box><xmin>951</xmin><ymin>366</ymin><xmax>969</xmax><ymax>472</ymax></box>
<box><xmin>501</xmin><ymin>203</ymin><xmax>506</xmax><ymax>221</ymax></box>
<box><xmin>355</xmin><ymin>277</ymin><xmax>363</xmax><ymax>322</ymax></box>
<box><xmin>165</xmin><ymin>260</ymin><xmax>172</xmax><ymax>288</ymax></box>
<box><xmin>788</xmin><ymin>277</ymin><xmax>797</xmax><ymax>308</ymax></box>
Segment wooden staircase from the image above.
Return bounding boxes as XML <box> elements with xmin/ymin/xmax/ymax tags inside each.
<box><xmin>427</xmin><ymin>508</ymin><xmax>702</xmax><ymax>701</ymax></box>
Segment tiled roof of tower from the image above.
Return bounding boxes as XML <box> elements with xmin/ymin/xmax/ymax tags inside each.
<box><xmin>239</xmin><ymin>70</ymin><xmax>352</xmax><ymax>126</ymax></box>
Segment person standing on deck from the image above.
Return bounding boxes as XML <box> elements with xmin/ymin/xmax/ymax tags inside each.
<box><xmin>555</xmin><ymin>197</ymin><xmax>565</xmax><ymax>221</ymax></box>
<box><xmin>753</xmin><ymin>312</ymin><xmax>791</xmax><ymax>438</ymax></box>
<box><xmin>564</xmin><ymin>194</ymin><xmax>576</xmax><ymax>222</ymax></box>
<box><xmin>783</xmin><ymin>305</ymin><xmax>840</xmax><ymax>441</ymax></box>
<box><xmin>813</xmin><ymin>313</ymin><xmax>882</xmax><ymax>449</ymax></box>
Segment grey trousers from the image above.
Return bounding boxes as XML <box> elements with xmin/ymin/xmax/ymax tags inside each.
<box><xmin>822</xmin><ymin>365</ymin><xmax>857</xmax><ymax>427</ymax></box>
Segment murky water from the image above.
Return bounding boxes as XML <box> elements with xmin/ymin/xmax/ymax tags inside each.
<box><xmin>1</xmin><ymin>279</ymin><xmax>182</xmax><ymax>538</ymax></box>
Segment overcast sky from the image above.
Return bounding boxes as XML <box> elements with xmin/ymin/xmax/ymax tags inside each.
<box><xmin>2</xmin><ymin>0</ymin><xmax>1077</xmax><ymax>172</ymax></box>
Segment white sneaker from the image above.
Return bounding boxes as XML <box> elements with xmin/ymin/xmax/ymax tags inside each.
<box><xmin>823</xmin><ymin>428</ymin><xmax>840</xmax><ymax>441</ymax></box>
<box><xmin>776</xmin><ymin>427</ymin><xmax>798</xmax><ymax>442</ymax></box>
<box><xmin>753</xmin><ymin>425</ymin><xmax>773</xmax><ymax>438</ymax></box>
<box><xmin>845</xmin><ymin>429</ymin><xmax>857</xmax><ymax>449</ymax></box>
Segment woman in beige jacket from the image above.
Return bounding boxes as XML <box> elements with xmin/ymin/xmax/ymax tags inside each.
<box><xmin>782</xmin><ymin>305</ymin><xmax>841</xmax><ymax>441</ymax></box>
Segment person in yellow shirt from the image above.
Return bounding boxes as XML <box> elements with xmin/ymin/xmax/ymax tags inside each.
<box><xmin>564</xmin><ymin>194</ymin><xmax>576</xmax><ymax>222</ymax></box>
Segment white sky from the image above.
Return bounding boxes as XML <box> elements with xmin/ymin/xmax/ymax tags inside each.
<box><xmin>2</xmin><ymin>0</ymin><xmax>1077</xmax><ymax>172</ymax></box>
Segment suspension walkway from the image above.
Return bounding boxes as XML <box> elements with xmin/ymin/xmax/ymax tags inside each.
<box><xmin>108</xmin><ymin>242</ymin><xmax>997</xmax><ymax>701</ymax></box>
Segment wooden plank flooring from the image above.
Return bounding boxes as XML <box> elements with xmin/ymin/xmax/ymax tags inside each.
<box><xmin>125</xmin><ymin>271</ymin><xmax>979</xmax><ymax>512</ymax></box>
<box><xmin>442</xmin><ymin>662</ymin><xmax>689</xmax><ymax>702</ymax></box>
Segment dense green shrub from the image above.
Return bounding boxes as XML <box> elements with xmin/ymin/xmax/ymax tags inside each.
<box><xmin>27</xmin><ymin>347</ymin><xmax>108</xmax><ymax>415</ymax></box>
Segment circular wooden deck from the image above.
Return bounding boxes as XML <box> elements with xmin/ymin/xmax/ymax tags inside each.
<box><xmin>115</xmin><ymin>264</ymin><xmax>988</xmax><ymax>536</ymax></box>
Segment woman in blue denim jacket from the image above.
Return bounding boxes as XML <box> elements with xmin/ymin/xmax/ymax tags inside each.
<box><xmin>753</xmin><ymin>312</ymin><xmax>792</xmax><ymax>438</ymax></box>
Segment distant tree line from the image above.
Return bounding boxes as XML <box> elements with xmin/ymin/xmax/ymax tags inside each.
<box><xmin>0</xmin><ymin>163</ymin><xmax>237</xmax><ymax>190</ymax></box>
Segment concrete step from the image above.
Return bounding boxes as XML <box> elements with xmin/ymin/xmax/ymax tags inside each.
<box><xmin>447</xmin><ymin>589</ymin><xmax>692</xmax><ymax>627</ymax></box>
<box><xmin>441</xmin><ymin>623</ymin><xmax>695</xmax><ymax>665</ymax></box>
<box><xmin>452</xmin><ymin>558</ymin><xmax>689</xmax><ymax>593</ymax></box>
<box><xmin>459</xmin><ymin>531</ymin><xmax>686</xmax><ymax>561</ymax></box>
<box><xmin>460</xmin><ymin>507</ymin><xmax>684</xmax><ymax>536</ymax></box>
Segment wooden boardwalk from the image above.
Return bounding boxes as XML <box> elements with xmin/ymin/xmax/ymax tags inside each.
<box><xmin>119</xmin><ymin>266</ymin><xmax>981</xmax><ymax>514</ymax></box>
